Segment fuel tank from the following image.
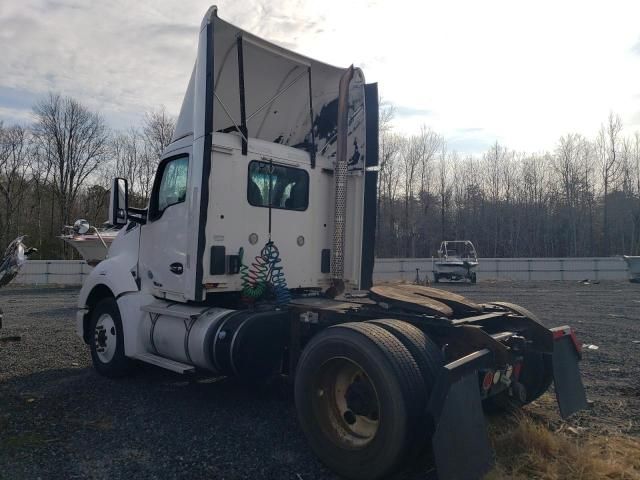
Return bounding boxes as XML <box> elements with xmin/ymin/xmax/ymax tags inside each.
<box><xmin>140</xmin><ymin>302</ymin><xmax>287</xmax><ymax>379</ymax></box>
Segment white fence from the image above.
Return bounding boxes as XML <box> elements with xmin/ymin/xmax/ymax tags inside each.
<box><xmin>374</xmin><ymin>257</ymin><xmax>630</xmax><ymax>282</ymax></box>
<box><xmin>13</xmin><ymin>260</ymin><xmax>92</xmax><ymax>285</ymax></box>
<box><xmin>8</xmin><ymin>257</ymin><xmax>630</xmax><ymax>286</ymax></box>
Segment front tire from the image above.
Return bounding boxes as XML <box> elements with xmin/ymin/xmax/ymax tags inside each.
<box><xmin>295</xmin><ymin>322</ymin><xmax>426</xmax><ymax>480</ymax></box>
<box><xmin>89</xmin><ymin>298</ymin><xmax>130</xmax><ymax>377</ymax></box>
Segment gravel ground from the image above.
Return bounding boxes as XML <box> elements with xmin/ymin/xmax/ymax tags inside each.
<box><xmin>0</xmin><ymin>281</ymin><xmax>638</xmax><ymax>479</ymax></box>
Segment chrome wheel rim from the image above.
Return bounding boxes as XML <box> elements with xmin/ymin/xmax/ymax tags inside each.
<box><xmin>94</xmin><ymin>313</ymin><xmax>117</xmax><ymax>363</ymax></box>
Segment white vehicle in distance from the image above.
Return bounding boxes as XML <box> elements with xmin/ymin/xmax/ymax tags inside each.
<box><xmin>433</xmin><ymin>240</ymin><xmax>479</xmax><ymax>283</ymax></box>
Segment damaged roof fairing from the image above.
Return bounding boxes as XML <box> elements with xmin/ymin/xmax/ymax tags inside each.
<box><xmin>172</xmin><ymin>7</ymin><xmax>366</xmax><ymax>169</ymax></box>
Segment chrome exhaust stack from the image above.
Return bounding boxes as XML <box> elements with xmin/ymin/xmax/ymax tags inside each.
<box><xmin>328</xmin><ymin>66</ymin><xmax>355</xmax><ymax>297</ymax></box>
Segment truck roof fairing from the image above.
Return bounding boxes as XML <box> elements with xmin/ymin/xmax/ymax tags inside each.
<box><xmin>173</xmin><ymin>7</ymin><xmax>366</xmax><ymax>167</ymax></box>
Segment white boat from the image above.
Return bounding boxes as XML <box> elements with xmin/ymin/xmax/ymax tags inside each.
<box><xmin>0</xmin><ymin>236</ymin><xmax>37</xmax><ymax>288</ymax></box>
<box><xmin>433</xmin><ymin>240</ymin><xmax>479</xmax><ymax>283</ymax></box>
<box><xmin>622</xmin><ymin>256</ymin><xmax>640</xmax><ymax>283</ymax></box>
<box><xmin>60</xmin><ymin>220</ymin><xmax>119</xmax><ymax>266</ymax></box>
<box><xmin>0</xmin><ymin>235</ymin><xmax>37</xmax><ymax>330</ymax></box>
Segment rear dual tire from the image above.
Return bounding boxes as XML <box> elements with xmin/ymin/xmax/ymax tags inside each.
<box><xmin>295</xmin><ymin>321</ymin><xmax>442</xmax><ymax>480</ymax></box>
<box><xmin>367</xmin><ymin>319</ymin><xmax>442</xmax><ymax>399</ymax></box>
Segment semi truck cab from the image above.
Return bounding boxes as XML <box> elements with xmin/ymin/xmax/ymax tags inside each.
<box><xmin>76</xmin><ymin>8</ymin><xmax>587</xmax><ymax>480</ymax></box>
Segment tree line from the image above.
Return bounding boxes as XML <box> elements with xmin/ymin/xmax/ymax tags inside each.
<box><xmin>1</xmin><ymin>93</ymin><xmax>638</xmax><ymax>260</ymax></box>
<box><xmin>0</xmin><ymin>93</ymin><xmax>175</xmax><ymax>259</ymax></box>
<box><xmin>377</xmin><ymin>104</ymin><xmax>640</xmax><ymax>258</ymax></box>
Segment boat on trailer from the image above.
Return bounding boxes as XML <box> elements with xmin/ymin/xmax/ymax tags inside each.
<box><xmin>433</xmin><ymin>240</ymin><xmax>479</xmax><ymax>283</ymax></box>
<box><xmin>60</xmin><ymin>220</ymin><xmax>119</xmax><ymax>266</ymax></box>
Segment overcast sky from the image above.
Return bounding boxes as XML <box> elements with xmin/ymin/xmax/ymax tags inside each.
<box><xmin>1</xmin><ymin>0</ymin><xmax>640</xmax><ymax>154</ymax></box>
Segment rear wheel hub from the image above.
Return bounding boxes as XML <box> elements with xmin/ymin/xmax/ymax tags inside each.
<box><xmin>314</xmin><ymin>358</ymin><xmax>380</xmax><ymax>447</ymax></box>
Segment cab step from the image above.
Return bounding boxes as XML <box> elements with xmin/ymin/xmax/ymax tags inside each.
<box><xmin>134</xmin><ymin>352</ymin><xmax>195</xmax><ymax>374</ymax></box>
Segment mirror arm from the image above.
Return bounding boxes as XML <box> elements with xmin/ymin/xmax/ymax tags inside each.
<box><xmin>128</xmin><ymin>207</ymin><xmax>147</xmax><ymax>215</ymax></box>
<box><xmin>126</xmin><ymin>208</ymin><xmax>147</xmax><ymax>225</ymax></box>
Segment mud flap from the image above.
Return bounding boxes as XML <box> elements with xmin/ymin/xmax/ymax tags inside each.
<box><xmin>551</xmin><ymin>327</ymin><xmax>587</xmax><ymax>418</ymax></box>
<box><xmin>428</xmin><ymin>349</ymin><xmax>493</xmax><ymax>480</ymax></box>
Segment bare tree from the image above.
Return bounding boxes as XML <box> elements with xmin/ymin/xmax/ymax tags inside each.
<box><xmin>139</xmin><ymin>106</ymin><xmax>175</xmax><ymax>201</ymax></box>
<box><xmin>483</xmin><ymin>141</ymin><xmax>507</xmax><ymax>255</ymax></box>
<box><xmin>143</xmin><ymin>106</ymin><xmax>175</xmax><ymax>158</ymax></box>
<box><xmin>436</xmin><ymin>144</ymin><xmax>451</xmax><ymax>241</ymax></box>
<box><xmin>376</xmin><ymin>99</ymin><xmax>399</xmax><ymax>245</ymax></box>
<box><xmin>0</xmin><ymin>124</ymin><xmax>33</xmax><ymax>244</ymax></box>
<box><xmin>399</xmin><ymin>127</ymin><xmax>440</xmax><ymax>256</ymax></box>
<box><xmin>634</xmin><ymin>132</ymin><xmax>640</xmax><ymax>196</ymax></box>
<box><xmin>518</xmin><ymin>154</ymin><xmax>549</xmax><ymax>255</ymax></box>
<box><xmin>110</xmin><ymin>128</ymin><xmax>150</xmax><ymax>203</ymax></box>
<box><xmin>378</xmin><ymin>97</ymin><xmax>395</xmax><ymax>135</ymax></box>
<box><xmin>32</xmin><ymin>93</ymin><xmax>109</xmax><ymax>228</ymax></box>
<box><xmin>596</xmin><ymin>112</ymin><xmax>623</xmax><ymax>254</ymax></box>
<box><xmin>632</xmin><ymin>132</ymin><xmax>640</xmax><ymax>254</ymax></box>
<box><xmin>553</xmin><ymin>134</ymin><xmax>587</xmax><ymax>255</ymax></box>
<box><xmin>619</xmin><ymin>137</ymin><xmax>634</xmax><ymax>195</ymax></box>
<box><xmin>399</xmin><ymin>135</ymin><xmax>421</xmax><ymax>257</ymax></box>
<box><xmin>378</xmin><ymin>131</ymin><xmax>403</xmax><ymax>252</ymax></box>
<box><xmin>553</xmin><ymin>134</ymin><xmax>583</xmax><ymax>208</ymax></box>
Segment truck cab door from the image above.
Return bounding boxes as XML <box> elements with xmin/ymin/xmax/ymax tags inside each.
<box><xmin>139</xmin><ymin>153</ymin><xmax>191</xmax><ymax>301</ymax></box>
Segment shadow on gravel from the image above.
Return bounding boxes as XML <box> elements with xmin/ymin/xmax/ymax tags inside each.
<box><xmin>0</xmin><ymin>364</ymin><xmax>337</xmax><ymax>480</ymax></box>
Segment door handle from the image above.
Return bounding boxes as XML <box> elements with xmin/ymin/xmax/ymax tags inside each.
<box><xmin>170</xmin><ymin>263</ymin><xmax>184</xmax><ymax>275</ymax></box>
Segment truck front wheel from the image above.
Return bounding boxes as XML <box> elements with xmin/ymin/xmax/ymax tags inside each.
<box><xmin>295</xmin><ymin>322</ymin><xmax>426</xmax><ymax>480</ymax></box>
<box><xmin>89</xmin><ymin>298</ymin><xmax>130</xmax><ymax>377</ymax></box>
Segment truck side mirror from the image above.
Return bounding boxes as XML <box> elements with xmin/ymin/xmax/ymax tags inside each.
<box><xmin>109</xmin><ymin>177</ymin><xmax>129</xmax><ymax>226</ymax></box>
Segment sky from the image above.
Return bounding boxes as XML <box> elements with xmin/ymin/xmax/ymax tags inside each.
<box><xmin>1</xmin><ymin>0</ymin><xmax>640</xmax><ymax>154</ymax></box>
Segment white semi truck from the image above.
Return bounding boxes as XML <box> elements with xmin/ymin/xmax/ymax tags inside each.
<box><xmin>77</xmin><ymin>7</ymin><xmax>587</xmax><ymax>479</ymax></box>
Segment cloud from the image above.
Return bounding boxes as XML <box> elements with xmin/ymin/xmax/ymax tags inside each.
<box><xmin>0</xmin><ymin>0</ymin><xmax>205</xmax><ymax>126</ymax></box>
<box><xmin>627</xmin><ymin>110</ymin><xmax>640</xmax><ymax>127</ymax></box>
<box><xmin>1</xmin><ymin>0</ymin><xmax>640</xmax><ymax>155</ymax></box>
<box><xmin>221</xmin><ymin>0</ymin><xmax>328</xmax><ymax>51</ymax></box>
<box><xmin>0</xmin><ymin>106</ymin><xmax>34</xmax><ymax>124</ymax></box>
<box><xmin>0</xmin><ymin>87</ymin><xmax>39</xmax><ymax>111</ymax></box>
<box><xmin>447</xmin><ymin>129</ymin><xmax>494</xmax><ymax>155</ymax></box>
<box><xmin>0</xmin><ymin>0</ymin><xmax>334</xmax><ymax>128</ymax></box>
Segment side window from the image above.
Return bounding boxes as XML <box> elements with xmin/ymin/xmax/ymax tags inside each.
<box><xmin>247</xmin><ymin>161</ymin><xmax>309</xmax><ymax>211</ymax></box>
<box><xmin>151</xmin><ymin>156</ymin><xmax>189</xmax><ymax>220</ymax></box>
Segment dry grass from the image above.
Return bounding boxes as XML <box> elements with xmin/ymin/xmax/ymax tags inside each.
<box><xmin>487</xmin><ymin>413</ymin><xmax>640</xmax><ymax>480</ymax></box>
